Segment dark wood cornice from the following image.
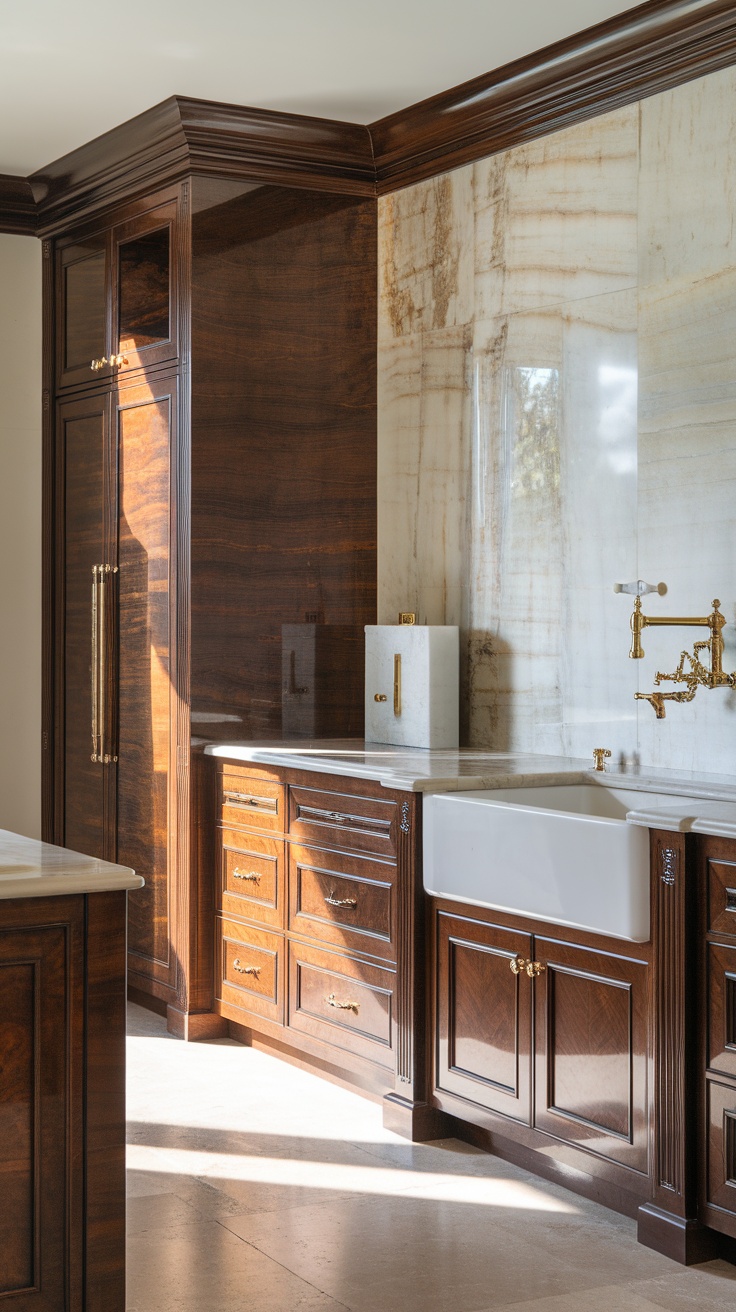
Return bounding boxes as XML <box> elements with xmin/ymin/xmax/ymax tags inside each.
<box><xmin>370</xmin><ymin>0</ymin><xmax>736</xmax><ymax>192</ymax></box>
<box><xmin>0</xmin><ymin>174</ymin><xmax>37</xmax><ymax>235</ymax></box>
<box><xmin>30</xmin><ymin>96</ymin><xmax>375</xmax><ymax>233</ymax></box>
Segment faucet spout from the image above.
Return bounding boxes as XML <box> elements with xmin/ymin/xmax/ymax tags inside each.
<box><xmin>635</xmin><ymin>691</ymin><xmax>667</xmax><ymax>718</ymax></box>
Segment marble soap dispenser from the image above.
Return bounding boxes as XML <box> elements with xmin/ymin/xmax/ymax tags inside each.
<box><xmin>364</xmin><ymin>620</ymin><xmax>459</xmax><ymax>749</ymax></box>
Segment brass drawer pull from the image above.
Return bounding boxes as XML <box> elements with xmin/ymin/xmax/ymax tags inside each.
<box><xmin>224</xmin><ymin>791</ymin><xmax>277</xmax><ymax>811</ymax></box>
<box><xmin>90</xmin><ymin>354</ymin><xmax>128</xmax><ymax>371</ymax></box>
<box><xmin>233</xmin><ymin>868</ymin><xmax>261</xmax><ymax>883</ymax></box>
<box><xmin>509</xmin><ymin>956</ymin><xmax>528</xmax><ymax>975</ymax></box>
<box><xmin>526</xmin><ymin>960</ymin><xmax>546</xmax><ymax>978</ymax></box>
<box><xmin>324</xmin><ymin>992</ymin><xmax>359</xmax><ymax>1014</ymax></box>
<box><xmin>232</xmin><ymin>959</ymin><xmax>261</xmax><ymax>977</ymax></box>
<box><xmin>299</xmin><ymin>805</ymin><xmax>389</xmax><ymax>832</ymax></box>
<box><xmin>325</xmin><ymin>891</ymin><xmax>358</xmax><ymax>909</ymax></box>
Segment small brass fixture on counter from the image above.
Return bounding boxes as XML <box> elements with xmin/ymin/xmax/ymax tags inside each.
<box><xmin>627</xmin><ymin>595</ymin><xmax>736</xmax><ymax>718</ymax></box>
<box><xmin>398</xmin><ymin>612</ymin><xmax>416</xmax><ymax>625</ymax></box>
<box><xmin>592</xmin><ymin>748</ymin><xmax>611</xmax><ymax>772</ymax></box>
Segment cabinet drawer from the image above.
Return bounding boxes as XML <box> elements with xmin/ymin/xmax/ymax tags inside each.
<box><xmin>289</xmin><ymin>845</ymin><xmax>395</xmax><ymax>960</ymax></box>
<box><xmin>287</xmin><ymin>941</ymin><xmax>395</xmax><ymax>1069</ymax></box>
<box><xmin>219</xmin><ymin>829</ymin><xmax>284</xmax><ymax>929</ymax></box>
<box><xmin>708</xmin><ymin>856</ymin><xmax>736</xmax><ymax>937</ymax></box>
<box><xmin>289</xmin><ymin>785</ymin><xmax>396</xmax><ymax>856</ymax></box>
<box><xmin>706</xmin><ymin>1078</ymin><xmax>736</xmax><ymax>1215</ymax></box>
<box><xmin>708</xmin><ymin>941</ymin><xmax>736</xmax><ymax>1078</ymax></box>
<box><xmin>220</xmin><ymin>773</ymin><xmax>285</xmax><ymax>834</ymax></box>
<box><xmin>216</xmin><ymin>918</ymin><xmax>284</xmax><ymax>1024</ymax></box>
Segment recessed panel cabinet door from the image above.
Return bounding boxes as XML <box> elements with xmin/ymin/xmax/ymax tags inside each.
<box><xmin>533</xmin><ymin>937</ymin><xmax>649</xmax><ymax>1172</ymax></box>
<box><xmin>112</xmin><ymin>200</ymin><xmax>179</xmax><ymax>378</ymax></box>
<box><xmin>115</xmin><ymin>374</ymin><xmax>178</xmax><ymax>992</ymax></box>
<box><xmin>435</xmin><ymin>910</ymin><xmax>532</xmax><ymax>1122</ymax></box>
<box><xmin>61</xmin><ymin>391</ymin><xmax>113</xmax><ymax>860</ymax></box>
<box><xmin>56</xmin><ymin>231</ymin><xmax>111</xmax><ymax>391</ymax></box>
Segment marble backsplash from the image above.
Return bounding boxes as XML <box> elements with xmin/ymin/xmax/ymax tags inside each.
<box><xmin>377</xmin><ymin>66</ymin><xmax>736</xmax><ymax>775</ymax></box>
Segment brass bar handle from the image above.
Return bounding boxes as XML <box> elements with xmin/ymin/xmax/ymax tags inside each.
<box><xmin>98</xmin><ymin>565</ymin><xmax>119</xmax><ymax>765</ymax></box>
<box><xmin>325</xmin><ymin>891</ymin><xmax>358</xmax><ymax>908</ymax></box>
<box><xmin>324</xmin><ymin>992</ymin><xmax>359</xmax><ymax>1013</ymax></box>
<box><xmin>232</xmin><ymin>959</ymin><xmax>261</xmax><ymax>977</ymax></box>
<box><xmin>224</xmin><ymin>791</ymin><xmax>276</xmax><ymax>811</ymax></box>
<box><xmin>509</xmin><ymin>956</ymin><xmax>529</xmax><ymax>976</ymax></box>
<box><xmin>393</xmin><ymin>653</ymin><xmax>401</xmax><ymax>716</ymax></box>
<box><xmin>526</xmin><ymin>960</ymin><xmax>546</xmax><ymax>978</ymax></box>
<box><xmin>232</xmin><ymin>869</ymin><xmax>261</xmax><ymax>883</ymax></box>
<box><xmin>91</xmin><ymin>566</ymin><xmax>100</xmax><ymax>762</ymax></box>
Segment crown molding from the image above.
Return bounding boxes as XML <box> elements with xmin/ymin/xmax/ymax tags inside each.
<box><xmin>0</xmin><ymin>174</ymin><xmax>37</xmax><ymax>234</ymax></box>
<box><xmin>370</xmin><ymin>0</ymin><xmax>736</xmax><ymax>192</ymax></box>
<box><xmin>30</xmin><ymin>96</ymin><xmax>376</xmax><ymax>233</ymax></box>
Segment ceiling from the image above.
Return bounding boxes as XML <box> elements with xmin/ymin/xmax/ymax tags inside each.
<box><xmin>1</xmin><ymin>0</ymin><xmax>642</xmax><ymax>176</ymax></box>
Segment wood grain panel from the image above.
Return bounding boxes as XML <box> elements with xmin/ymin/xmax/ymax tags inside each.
<box><xmin>219</xmin><ymin>829</ymin><xmax>285</xmax><ymax>929</ymax></box>
<box><xmin>435</xmin><ymin>909</ymin><xmax>532</xmax><ymax>1122</ymax></box>
<box><xmin>288</xmin><ymin>940</ymin><xmax>395</xmax><ymax>1068</ymax></box>
<box><xmin>288</xmin><ymin>844</ymin><xmax>395</xmax><ymax>960</ymax></box>
<box><xmin>112</xmin><ymin>200</ymin><xmax>178</xmax><ymax>376</ymax></box>
<box><xmin>534</xmin><ymin>936</ymin><xmax>649</xmax><ymax>1172</ymax></box>
<box><xmin>216</xmin><ymin>917</ymin><xmax>284</xmax><ymax>1024</ymax></box>
<box><xmin>0</xmin><ymin>173</ymin><xmax>36</xmax><ymax>234</ymax></box>
<box><xmin>708</xmin><ymin>857</ymin><xmax>736</xmax><ymax>937</ymax></box>
<box><xmin>706</xmin><ymin>1078</ymin><xmax>736</xmax><ymax>1215</ymax></box>
<box><xmin>61</xmin><ymin>392</ymin><xmax>111</xmax><ymax>859</ymax></box>
<box><xmin>189</xmin><ymin>182</ymin><xmax>376</xmax><ymax>741</ymax></box>
<box><xmin>0</xmin><ymin>961</ymin><xmax>34</xmax><ymax>1292</ymax></box>
<box><xmin>220</xmin><ymin>773</ymin><xmax>285</xmax><ymax>835</ymax></box>
<box><xmin>116</xmin><ymin>375</ymin><xmax>175</xmax><ymax>985</ymax></box>
<box><xmin>707</xmin><ymin>941</ymin><xmax>736</xmax><ymax>1079</ymax></box>
<box><xmin>289</xmin><ymin>785</ymin><xmax>395</xmax><ymax>857</ymax></box>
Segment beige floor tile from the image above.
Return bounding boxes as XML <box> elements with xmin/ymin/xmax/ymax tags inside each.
<box><xmin>127</xmin><ymin>1193</ymin><xmax>204</xmax><ymax>1236</ymax></box>
<box><xmin>474</xmin><ymin>1286</ymin><xmax>668</xmax><ymax>1312</ymax></box>
<box><xmin>126</xmin><ymin>1217</ymin><xmax>349</xmax><ymax>1312</ymax></box>
<box><xmin>624</xmin><ymin>1259</ymin><xmax>736</xmax><ymax>1311</ymax></box>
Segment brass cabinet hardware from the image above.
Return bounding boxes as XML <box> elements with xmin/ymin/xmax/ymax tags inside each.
<box><xmin>324</xmin><ymin>992</ymin><xmax>359</xmax><ymax>1013</ymax></box>
<box><xmin>90</xmin><ymin>354</ymin><xmax>129</xmax><ymax>372</ymax></box>
<box><xmin>90</xmin><ymin>567</ymin><xmax>100</xmax><ymax>761</ymax></box>
<box><xmin>398</xmin><ymin>612</ymin><xmax>416</xmax><ymax>625</ymax></box>
<box><xmin>232</xmin><ymin>868</ymin><xmax>261</xmax><ymax>883</ymax></box>
<box><xmin>232</xmin><ymin>959</ymin><xmax>261</xmax><ymax>977</ymax></box>
<box><xmin>224</xmin><ymin>791</ymin><xmax>276</xmax><ymax>811</ymax></box>
<box><xmin>592</xmin><ymin>748</ymin><xmax>611</xmax><ymax>772</ymax></box>
<box><xmin>526</xmin><ymin>960</ymin><xmax>546</xmax><ymax>978</ymax></box>
<box><xmin>90</xmin><ymin>565</ymin><xmax>118</xmax><ymax>764</ymax></box>
<box><xmin>374</xmin><ymin>693</ymin><xmax>387</xmax><ymax>702</ymax></box>
<box><xmin>325</xmin><ymin>891</ymin><xmax>358</xmax><ymax>908</ymax></box>
<box><xmin>393</xmin><ymin>652</ymin><xmax>401</xmax><ymax>716</ymax></box>
<box><xmin>625</xmin><ymin>594</ymin><xmax>736</xmax><ymax>717</ymax></box>
<box><xmin>509</xmin><ymin>956</ymin><xmax>529</xmax><ymax>975</ymax></box>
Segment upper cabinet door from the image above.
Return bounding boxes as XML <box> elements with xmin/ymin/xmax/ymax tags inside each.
<box><xmin>56</xmin><ymin>231</ymin><xmax>111</xmax><ymax>391</ymax></box>
<box><xmin>112</xmin><ymin>199</ymin><xmax>179</xmax><ymax>377</ymax></box>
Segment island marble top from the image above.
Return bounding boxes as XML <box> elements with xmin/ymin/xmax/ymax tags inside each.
<box><xmin>202</xmin><ymin>740</ymin><xmax>736</xmax><ymax>838</ymax></box>
<box><xmin>0</xmin><ymin>829</ymin><xmax>143</xmax><ymax>900</ymax></box>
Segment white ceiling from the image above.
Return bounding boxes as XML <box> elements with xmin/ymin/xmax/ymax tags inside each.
<box><xmin>2</xmin><ymin>0</ymin><xmax>640</xmax><ymax>176</ymax></box>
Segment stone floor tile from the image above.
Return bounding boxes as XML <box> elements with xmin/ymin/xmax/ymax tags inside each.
<box><xmin>624</xmin><ymin>1259</ymin><xmax>736</xmax><ymax>1311</ymax></box>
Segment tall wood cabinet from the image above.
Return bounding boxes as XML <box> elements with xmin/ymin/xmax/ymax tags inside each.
<box><xmin>44</xmin><ymin>160</ymin><xmax>377</xmax><ymax>1030</ymax></box>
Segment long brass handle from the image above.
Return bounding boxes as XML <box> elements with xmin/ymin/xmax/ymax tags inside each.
<box><xmin>99</xmin><ymin>564</ymin><xmax>107</xmax><ymax>761</ymax></box>
<box><xmin>233</xmin><ymin>868</ymin><xmax>261</xmax><ymax>883</ymax></box>
<box><xmin>324</xmin><ymin>993</ymin><xmax>359</xmax><ymax>1013</ymax></box>
<box><xmin>325</xmin><ymin>891</ymin><xmax>358</xmax><ymax>908</ymax></box>
<box><xmin>91</xmin><ymin>567</ymin><xmax>100</xmax><ymax>761</ymax></box>
<box><xmin>232</xmin><ymin>959</ymin><xmax>261</xmax><ymax>977</ymax></box>
<box><xmin>393</xmin><ymin>653</ymin><xmax>401</xmax><ymax>716</ymax></box>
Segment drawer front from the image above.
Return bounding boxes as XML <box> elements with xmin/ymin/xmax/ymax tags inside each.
<box><xmin>289</xmin><ymin>845</ymin><xmax>395</xmax><ymax>960</ymax></box>
<box><xmin>217</xmin><ymin>918</ymin><xmax>284</xmax><ymax>1024</ymax></box>
<box><xmin>220</xmin><ymin>829</ymin><xmax>285</xmax><ymax>929</ymax></box>
<box><xmin>707</xmin><ymin>1078</ymin><xmax>736</xmax><ymax>1214</ymax></box>
<box><xmin>220</xmin><ymin>772</ymin><xmax>285</xmax><ymax>834</ymax></box>
<box><xmin>708</xmin><ymin>941</ymin><xmax>736</xmax><ymax>1078</ymax></box>
<box><xmin>708</xmin><ymin>856</ymin><xmax>736</xmax><ymax>937</ymax></box>
<box><xmin>289</xmin><ymin>785</ymin><xmax>396</xmax><ymax>856</ymax></box>
<box><xmin>287</xmin><ymin>941</ymin><xmax>395</xmax><ymax>1069</ymax></box>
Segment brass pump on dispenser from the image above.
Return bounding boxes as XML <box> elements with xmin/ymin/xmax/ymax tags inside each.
<box><xmin>618</xmin><ymin>582</ymin><xmax>736</xmax><ymax>718</ymax></box>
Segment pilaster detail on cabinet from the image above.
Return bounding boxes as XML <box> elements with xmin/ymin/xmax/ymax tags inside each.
<box><xmin>395</xmin><ymin>793</ymin><xmax>417</xmax><ymax>1087</ymax></box>
<box><xmin>654</xmin><ymin>838</ymin><xmax>686</xmax><ymax>1198</ymax></box>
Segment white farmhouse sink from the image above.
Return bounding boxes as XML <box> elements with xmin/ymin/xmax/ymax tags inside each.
<box><xmin>423</xmin><ymin>785</ymin><xmax>681</xmax><ymax>943</ymax></box>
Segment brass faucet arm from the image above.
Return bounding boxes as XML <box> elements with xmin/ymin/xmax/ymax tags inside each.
<box><xmin>644</xmin><ymin>615</ymin><xmax>712</xmax><ymax>628</ymax></box>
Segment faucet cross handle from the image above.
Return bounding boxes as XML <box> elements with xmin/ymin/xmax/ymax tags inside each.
<box><xmin>592</xmin><ymin>748</ymin><xmax>612</xmax><ymax>772</ymax></box>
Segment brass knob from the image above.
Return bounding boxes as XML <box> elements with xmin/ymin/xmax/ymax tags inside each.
<box><xmin>509</xmin><ymin>956</ymin><xmax>528</xmax><ymax>975</ymax></box>
<box><xmin>111</xmin><ymin>353</ymin><xmax>129</xmax><ymax>368</ymax></box>
<box><xmin>374</xmin><ymin>693</ymin><xmax>387</xmax><ymax>702</ymax></box>
<box><xmin>526</xmin><ymin>960</ymin><xmax>546</xmax><ymax>978</ymax></box>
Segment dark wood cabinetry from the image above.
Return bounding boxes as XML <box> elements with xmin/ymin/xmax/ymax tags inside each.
<box><xmin>700</xmin><ymin>835</ymin><xmax>736</xmax><ymax>1242</ymax></box>
<box><xmin>0</xmin><ymin>892</ymin><xmax>127</xmax><ymax>1310</ymax></box>
<box><xmin>45</xmin><ymin>169</ymin><xmax>377</xmax><ymax>1029</ymax></box>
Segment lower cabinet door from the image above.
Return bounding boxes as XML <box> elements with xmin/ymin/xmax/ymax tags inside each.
<box><xmin>533</xmin><ymin>936</ymin><xmax>649</xmax><ymax>1172</ymax></box>
<box><xmin>216</xmin><ymin>917</ymin><xmax>284</xmax><ymax>1025</ymax></box>
<box><xmin>706</xmin><ymin>1077</ymin><xmax>736</xmax><ymax>1217</ymax></box>
<box><xmin>287</xmin><ymin>941</ymin><xmax>395</xmax><ymax>1070</ymax></box>
<box><xmin>435</xmin><ymin>909</ymin><xmax>532</xmax><ymax>1122</ymax></box>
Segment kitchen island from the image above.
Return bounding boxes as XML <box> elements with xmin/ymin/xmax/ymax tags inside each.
<box><xmin>0</xmin><ymin>830</ymin><xmax>142</xmax><ymax>1311</ymax></box>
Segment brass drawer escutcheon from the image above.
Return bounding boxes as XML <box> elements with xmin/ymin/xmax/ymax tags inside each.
<box><xmin>232</xmin><ymin>960</ymin><xmax>261</xmax><ymax>977</ymax></box>
<box><xmin>324</xmin><ymin>992</ymin><xmax>360</xmax><ymax>1013</ymax></box>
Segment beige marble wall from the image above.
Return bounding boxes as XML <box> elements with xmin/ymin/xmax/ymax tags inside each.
<box><xmin>378</xmin><ymin>66</ymin><xmax>736</xmax><ymax>774</ymax></box>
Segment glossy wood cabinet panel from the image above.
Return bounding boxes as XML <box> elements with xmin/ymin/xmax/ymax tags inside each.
<box><xmin>708</xmin><ymin>856</ymin><xmax>736</xmax><ymax>938</ymax></box>
<box><xmin>706</xmin><ymin>1078</ymin><xmax>736</xmax><ymax>1217</ymax></box>
<box><xmin>435</xmin><ymin>909</ymin><xmax>532</xmax><ymax>1122</ymax></box>
<box><xmin>216</xmin><ymin>917</ymin><xmax>284</xmax><ymax>1024</ymax></box>
<box><xmin>288</xmin><ymin>843</ymin><xmax>395</xmax><ymax>960</ymax></box>
<box><xmin>288</xmin><ymin>940</ymin><xmax>395</xmax><ymax>1068</ymax></box>
<box><xmin>707</xmin><ymin>941</ymin><xmax>736</xmax><ymax>1079</ymax></box>
<box><xmin>56</xmin><ymin>231</ymin><xmax>110</xmax><ymax>390</ymax></box>
<box><xmin>60</xmin><ymin>391</ymin><xmax>112</xmax><ymax>861</ymax></box>
<box><xmin>112</xmin><ymin>200</ymin><xmax>178</xmax><ymax>376</ymax></box>
<box><xmin>289</xmin><ymin>785</ymin><xmax>396</xmax><ymax>857</ymax></box>
<box><xmin>219</xmin><ymin>828</ymin><xmax>285</xmax><ymax>928</ymax></box>
<box><xmin>220</xmin><ymin>773</ymin><xmax>286</xmax><ymax>835</ymax></box>
<box><xmin>534</xmin><ymin>937</ymin><xmax>649</xmax><ymax>1173</ymax></box>
<box><xmin>115</xmin><ymin>375</ymin><xmax>176</xmax><ymax>990</ymax></box>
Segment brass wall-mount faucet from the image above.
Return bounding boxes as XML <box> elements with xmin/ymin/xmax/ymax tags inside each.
<box><xmin>628</xmin><ymin>594</ymin><xmax>736</xmax><ymax>718</ymax></box>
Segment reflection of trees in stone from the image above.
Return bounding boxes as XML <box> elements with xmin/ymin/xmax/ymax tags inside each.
<box><xmin>507</xmin><ymin>366</ymin><xmax>560</xmax><ymax>501</ymax></box>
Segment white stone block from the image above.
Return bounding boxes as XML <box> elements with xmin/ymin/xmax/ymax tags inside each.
<box><xmin>364</xmin><ymin>625</ymin><xmax>459</xmax><ymax>749</ymax></box>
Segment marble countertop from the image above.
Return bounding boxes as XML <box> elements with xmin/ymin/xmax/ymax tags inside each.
<box><xmin>202</xmin><ymin>741</ymin><xmax>736</xmax><ymax>837</ymax></box>
<box><xmin>0</xmin><ymin>829</ymin><xmax>143</xmax><ymax>900</ymax></box>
